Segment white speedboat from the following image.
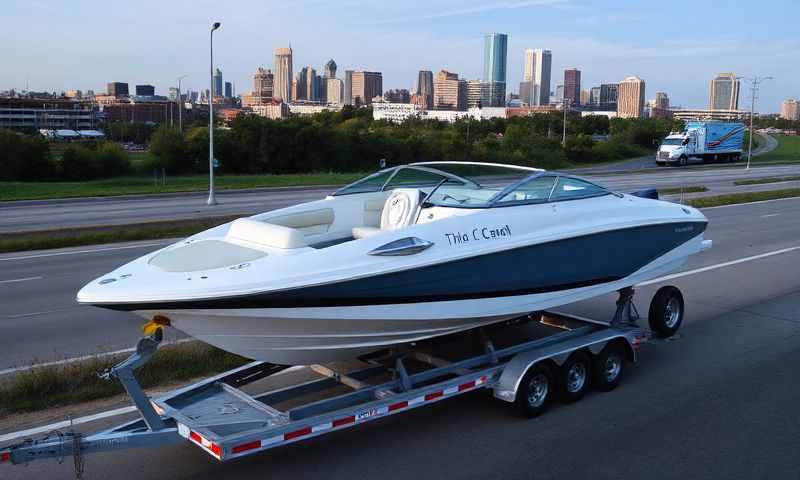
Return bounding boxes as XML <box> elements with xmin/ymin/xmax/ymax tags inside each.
<box><xmin>77</xmin><ymin>162</ymin><xmax>711</xmax><ymax>364</ymax></box>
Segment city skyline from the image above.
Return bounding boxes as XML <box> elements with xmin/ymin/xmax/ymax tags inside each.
<box><xmin>1</xmin><ymin>0</ymin><xmax>798</xmax><ymax>112</ymax></box>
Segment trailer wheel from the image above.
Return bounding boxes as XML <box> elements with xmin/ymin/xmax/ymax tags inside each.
<box><xmin>648</xmin><ymin>286</ymin><xmax>684</xmax><ymax>337</ymax></box>
<box><xmin>679</xmin><ymin>155</ymin><xmax>688</xmax><ymax>166</ymax></box>
<box><xmin>517</xmin><ymin>363</ymin><xmax>554</xmax><ymax>418</ymax></box>
<box><xmin>558</xmin><ymin>351</ymin><xmax>591</xmax><ymax>403</ymax></box>
<box><xmin>592</xmin><ymin>341</ymin><xmax>626</xmax><ymax>392</ymax></box>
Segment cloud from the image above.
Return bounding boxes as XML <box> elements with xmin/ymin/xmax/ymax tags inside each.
<box><xmin>364</xmin><ymin>0</ymin><xmax>568</xmax><ymax>25</ymax></box>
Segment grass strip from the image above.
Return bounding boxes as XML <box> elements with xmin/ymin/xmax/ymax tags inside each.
<box><xmin>658</xmin><ymin>185</ymin><xmax>708</xmax><ymax>195</ymax></box>
<box><xmin>685</xmin><ymin>188</ymin><xmax>800</xmax><ymax>208</ymax></box>
<box><xmin>0</xmin><ymin>215</ymin><xmax>245</xmax><ymax>253</ymax></box>
<box><xmin>0</xmin><ymin>172</ymin><xmax>364</xmax><ymax>202</ymax></box>
<box><xmin>0</xmin><ymin>341</ymin><xmax>249</xmax><ymax>416</ymax></box>
<box><xmin>734</xmin><ymin>175</ymin><xmax>800</xmax><ymax>186</ymax></box>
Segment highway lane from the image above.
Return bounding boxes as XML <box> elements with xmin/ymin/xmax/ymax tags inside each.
<box><xmin>2</xmin><ymin>201</ymin><xmax>800</xmax><ymax>479</ymax></box>
<box><xmin>1</xmin><ymin>197</ymin><xmax>799</xmax><ymax>369</ymax></box>
<box><xmin>2</xmin><ymin>164</ymin><xmax>800</xmax><ymax>233</ymax></box>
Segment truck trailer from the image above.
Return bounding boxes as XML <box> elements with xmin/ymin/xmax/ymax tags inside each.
<box><xmin>656</xmin><ymin>121</ymin><xmax>745</xmax><ymax>166</ymax></box>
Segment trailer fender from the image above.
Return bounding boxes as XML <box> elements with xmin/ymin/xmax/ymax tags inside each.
<box><xmin>493</xmin><ymin>331</ymin><xmax>640</xmax><ymax>403</ymax></box>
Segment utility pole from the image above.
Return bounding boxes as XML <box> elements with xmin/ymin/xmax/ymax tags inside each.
<box><xmin>207</xmin><ymin>22</ymin><xmax>221</xmax><ymax>206</ymax></box>
<box><xmin>744</xmin><ymin>75</ymin><xmax>772</xmax><ymax>169</ymax></box>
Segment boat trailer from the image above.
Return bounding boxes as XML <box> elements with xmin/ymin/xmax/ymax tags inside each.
<box><xmin>1</xmin><ymin>286</ymin><xmax>683</xmax><ymax>478</ymax></box>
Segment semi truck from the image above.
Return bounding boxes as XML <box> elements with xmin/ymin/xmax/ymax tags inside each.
<box><xmin>656</xmin><ymin>121</ymin><xmax>745</xmax><ymax>166</ymax></box>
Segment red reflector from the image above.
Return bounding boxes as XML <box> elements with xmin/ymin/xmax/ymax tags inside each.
<box><xmin>210</xmin><ymin>443</ymin><xmax>222</xmax><ymax>456</ymax></box>
<box><xmin>232</xmin><ymin>440</ymin><xmax>261</xmax><ymax>454</ymax></box>
<box><xmin>1</xmin><ymin>451</ymin><xmax>10</xmax><ymax>463</ymax></box>
<box><xmin>458</xmin><ymin>380</ymin><xmax>476</xmax><ymax>391</ymax></box>
<box><xmin>189</xmin><ymin>431</ymin><xmax>202</xmax><ymax>443</ymax></box>
<box><xmin>388</xmin><ymin>401</ymin><xmax>408</xmax><ymax>412</ymax></box>
<box><xmin>332</xmin><ymin>416</ymin><xmax>355</xmax><ymax>427</ymax></box>
<box><xmin>425</xmin><ymin>391</ymin><xmax>444</xmax><ymax>401</ymax></box>
<box><xmin>284</xmin><ymin>427</ymin><xmax>312</xmax><ymax>441</ymax></box>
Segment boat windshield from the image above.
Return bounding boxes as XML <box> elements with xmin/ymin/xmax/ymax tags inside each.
<box><xmin>332</xmin><ymin>162</ymin><xmax>610</xmax><ymax>208</ymax></box>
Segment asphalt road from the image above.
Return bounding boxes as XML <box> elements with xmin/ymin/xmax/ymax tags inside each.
<box><xmin>1</xmin><ymin>197</ymin><xmax>799</xmax><ymax>479</ymax></box>
<box><xmin>3</xmin><ymin>163</ymin><xmax>800</xmax><ymax>234</ymax></box>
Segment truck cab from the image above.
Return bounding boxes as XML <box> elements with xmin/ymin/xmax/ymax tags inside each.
<box><xmin>657</xmin><ymin>131</ymin><xmax>697</xmax><ymax>166</ymax></box>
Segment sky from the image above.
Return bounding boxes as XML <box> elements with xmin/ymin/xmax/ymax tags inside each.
<box><xmin>2</xmin><ymin>0</ymin><xmax>798</xmax><ymax>112</ymax></box>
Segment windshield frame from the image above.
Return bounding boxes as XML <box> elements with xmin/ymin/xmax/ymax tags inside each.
<box><xmin>331</xmin><ymin>163</ymin><xmax>611</xmax><ymax>208</ymax></box>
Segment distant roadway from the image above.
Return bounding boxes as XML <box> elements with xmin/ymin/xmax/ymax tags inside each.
<box><xmin>2</xmin><ymin>162</ymin><xmax>800</xmax><ymax>234</ymax></box>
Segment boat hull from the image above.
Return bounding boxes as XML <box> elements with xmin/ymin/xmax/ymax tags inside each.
<box><xmin>139</xmin><ymin>234</ymin><xmax>704</xmax><ymax>364</ymax></box>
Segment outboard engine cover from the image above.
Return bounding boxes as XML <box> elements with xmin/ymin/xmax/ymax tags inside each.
<box><xmin>630</xmin><ymin>188</ymin><xmax>659</xmax><ymax>200</ymax></box>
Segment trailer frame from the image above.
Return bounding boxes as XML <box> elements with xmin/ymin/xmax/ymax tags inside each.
<box><xmin>2</xmin><ymin>287</ymin><xmax>675</xmax><ymax>476</ymax></box>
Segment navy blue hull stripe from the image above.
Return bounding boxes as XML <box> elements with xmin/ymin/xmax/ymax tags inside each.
<box><xmin>92</xmin><ymin>221</ymin><xmax>706</xmax><ymax>311</ymax></box>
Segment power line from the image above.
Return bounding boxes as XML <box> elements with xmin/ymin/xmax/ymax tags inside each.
<box><xmin>741</xmin><ymin>75</ymin><xmax>772</xmax><ymax>169</ymax></box>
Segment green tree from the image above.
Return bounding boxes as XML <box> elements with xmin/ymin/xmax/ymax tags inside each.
<box><xmin>149</xmin><ymin>125</ymin><xmax>190</xmax><ymax>174</ymax></box>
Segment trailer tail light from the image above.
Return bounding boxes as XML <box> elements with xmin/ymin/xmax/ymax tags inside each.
<box><xmin>1</xmin><ymin>451</ymin><xmax>10</xmax><ymax>463</ymax></box>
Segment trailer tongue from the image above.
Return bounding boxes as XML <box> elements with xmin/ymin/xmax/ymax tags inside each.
<box><xmin>1</xmin><ymin>286</ymin><xmax>684</xmax><ymax>477</ymax></box>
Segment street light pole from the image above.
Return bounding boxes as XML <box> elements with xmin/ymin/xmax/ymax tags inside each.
<box><xmin>745</xmin><ymin>75</ymin><xmax>772</xmax><ymax>170</ymax></box>
<box><xmin>177</xmin><ymin>74</ymin><xmax>187</xmax><ymax>132</ymax></box>
<box><xmin>207</xmin><ymin>22</ymin><xmax>221</xmax><ymax>206</ymax></box>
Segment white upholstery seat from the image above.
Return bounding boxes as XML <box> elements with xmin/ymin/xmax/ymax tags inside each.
<box><xmin>268</xmin><ymin>208</ymin><xmax>334</xmax><ymax>236</ymax></box>
<box><xmin>226</xmin><ymin>218</ymin><xmax>308</xmax><ymax>249</ymax></box>
<box><xmin>352</xmin><ymin>189</ymin><xmax>422</xmax><ymax>239</ymax></box>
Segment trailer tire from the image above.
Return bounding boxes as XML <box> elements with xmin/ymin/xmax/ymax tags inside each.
<box><xmin>679</xmin><ymin>155</ymin><xmax>688</xmax><ymax>166</ymax></box>
<box><xmin>648</xmin><ymin>286</ymin><xmax>684</xmax><ymax>337</ymax></box>
<box><xmin>592</xmin><ymin>341</ymin><xmax>626</xmax><ymax>392</ymax></box>
<box><xmin>517</xmin><ymin>363</ymin><xmax>554</xmax><ymax>418</ymax></box>
<box><xmin>558</xmin><ymin>351</ymin><xmax>591</xmax><ymax>403</ymax></box>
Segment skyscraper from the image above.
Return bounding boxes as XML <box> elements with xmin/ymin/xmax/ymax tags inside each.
<box><xmin>298</xmin><ymin>66</ymin><xmax>317</xmax><ymax>101</ymax></box>
<box><xmin>709</xmin><ymin>72</ymin><xmax>740</xmax><ymax>110</ymax></box>
<box><xmin>273</xmin><ymin>47</ymin><xmax>293</xmax><ymax>102</ymax></box>
<box><xmin>344</xmin><ymin>70</ymin><xmax>353</xmax><ymax>105</ymax></box>
<box><xmin>253</xmin><ymin>68</ymin><xmax>274</xmax><ymax>99</ymax></box>
<box><xmin>213</xmin><ymin>69</ymin><xmax>223</xmax><ymax>98</ymax></box>
<box><xmin>466</xmin><ymin>80</ymin><xmax>489</xmax><ymax>108</ymax></box>
<box><xmin>617</xmin><ymin>76</ymin><xmax>646</xmax><ymax>118</ymax></box>
<box><xmin>350</xmin><ymin>71</ymin><xmax>382</xmax><ymax>106</ymax></box>
<box><xmin>483</xmin><ymin>33</ymin><xmax>508</xmax><ymax>107</ymax></box>
<box><xmin>521</xmin><ymin>48</ymin><xmax>551</xmax><ymax>106</ymax></box>
<box><xmin>434</xmin><ymin>70</ymin><xmax>465</xmax><ymax>110</ymax></box>
<box><xmin>326</xmin><ymin>78</ymin><xmax>344</xmax><ymax>105</ymax></box>
<box><xmin>599</xmin><ymin>83</ymin><xmax>618</xmax><ymax>110</ymax></box>
<box><xmin>563</xmin><ymin>68</ymin><xmax>581</xmax><ymax>105</ymax></box>
<box><xmin>655</xmin><ymin>92</ymin><xmax>669</xmax><ymax>109</ymax></box>
<box><xmin>324</xmin><ymin>59</ymin><xmax>337</xmax><ymax>79</ymax></box>
<box><xmin>780</xmin><ymin>99</ymin><xmax>799</xmax><ymax>120</ymax></box>
<box><xmin>417</xmin><ymin>70</ymin><xmax>434</xmax><ymax>110</ymax></box>
<box><xmin>224</xmin><ymin>82</ymin><xmax>232</xmax><ymax>99</ymax></box>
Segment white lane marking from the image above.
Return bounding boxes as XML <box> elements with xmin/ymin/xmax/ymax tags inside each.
<box><xmin>761</xmin><ymin>213</ymin><xmax>781</xmax><ymax>218</ymax></box>
<box><xmin>0</xmin><ymin>366</ymin><xmax>305</xmax><ymax>443</ymax></box>
<box><xmin>700</xmin><ymin>195</ymin><xmax>800</xmax><ymax>210</ymax></box>
<box><xmin>0</xmin><ymin>276</ymin><xmax>43</xmax><ymax>284</ymax></box>
<box><xmin>640</xmin><ymin>245</ymin><xmax>800</xmax><ymax>286</ymax></box>
<box><xmin>0</xmin><ymin>242</ymin><xmax>168</xmax><ymax>262</ymax></box>
<box><xmin>1</xmin><ymin>309</ymin><xmax>70</xmax><ymax>319</ymax></box>
<box><xmin>0</xmin><ymin>406</ymin><xmax>138</xmax><ymax>443</ymax></box>
<box><xmin>0</xmin><ymin>339</ymin><xmax>193</xmax><ymax>376</ymax></box>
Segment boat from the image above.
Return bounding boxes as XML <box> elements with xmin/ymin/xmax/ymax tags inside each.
<box><xmin>77</xmin><ymin>162</ymin><xmax>712</xmax><ymax>365</ymax></box>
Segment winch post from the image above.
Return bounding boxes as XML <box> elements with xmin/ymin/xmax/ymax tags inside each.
<box><xmin>100</xmin><ymin>329</ymin><xmax>166</xmax><ymax>431</ymax></box>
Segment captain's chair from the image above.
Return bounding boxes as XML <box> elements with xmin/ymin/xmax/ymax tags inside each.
<box><xmin>353</xmin><ymin>188</ymin><xmax>423</xmax><ymax>239</ymax></box>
